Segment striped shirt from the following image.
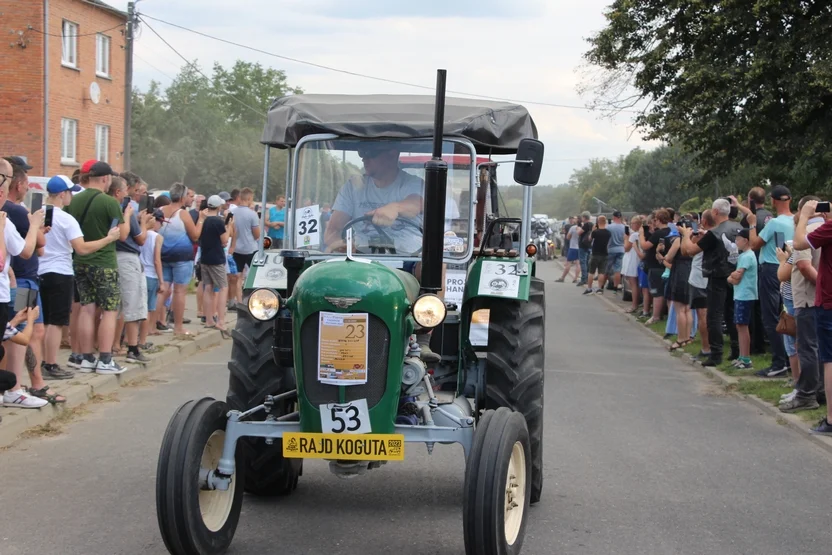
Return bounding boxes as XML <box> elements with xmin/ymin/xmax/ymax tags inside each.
<box><xmin>781</xmin><ymin>253</ymin><xmax>794</xmax><ymax>301</ymax></box>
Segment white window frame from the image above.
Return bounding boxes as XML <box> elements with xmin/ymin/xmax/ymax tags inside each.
<box><xmin>61</xmin><ymin>118</ymin><xmax>78</xmax><ymax>164</ymax></box>
<box><xmin>62</xmin><ymin>20</ymin><xmax>78</xmax><ymax>68</ymax></box>
<box><xmin>96</xmin><ymin>34</ymin><xmax>111</xmax><ymax>77</ymax></box>
<box><xmin>95</xmin><ymin>125</ymin><xmax>110</xmax><ymax>163</ymax></box>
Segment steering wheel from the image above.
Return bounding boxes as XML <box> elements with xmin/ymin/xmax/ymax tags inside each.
<box><xmin>340</xmin><ymin>215</ymin><xmax>424</xmax><ymax>255</ymax></box>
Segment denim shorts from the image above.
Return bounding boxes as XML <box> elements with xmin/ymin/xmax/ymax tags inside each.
<box><xmin>146</xmin><ymin>277</ymin><xmax>159</xmax><ymax>311</ymax></box>
<box><xmin>9</xmin><ymin>278</ymin><xmax>45</xmax><ymax>329</ymax></box>
<box><xmin>566</xmin><ymin>248</ymin><xmax>579</xmax><ymax>262</ymax></box>
<box><xmin>783</xmin><ymin>297</ymin><xmax>797</xmax><ymax>357</ymax></box>
<box><xmin>816</xmin><ymin>307</ymin><xmax>832</xmax><ymax>363</ymax></box>
<box><xmin>226</xmin><ymin>255</ymin><xmax>238</xmax><ymax>275</ymax></box>
<box><xmin>734</xmin><ymin>299</ymin><xmax>754</xmax><ymax>325</ymax></box>
<box><xmin>162</xmin><ymin>260</ymin><xmax>194</xmax><ymax>285</ymax></box>
<box><xmin>638</xmin><ymin>267</ymin><xmax>649</xmax><ymax>289</ymax></box>
<box><xmin>606</xmin><ymin>252</ymin><xmax>624</xmax><ymax>274</ymax></box>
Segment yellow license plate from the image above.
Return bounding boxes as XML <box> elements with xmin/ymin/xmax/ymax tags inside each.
<box><xmin>282</xmin><ymin>432</ymin><xmax>404</xmax><ymax>461</ymax></box>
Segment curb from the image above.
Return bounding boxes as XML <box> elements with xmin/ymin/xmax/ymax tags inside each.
<box><xmin>0</xmin><ymin>325</ymin><xmax>230</xmax><ymax>450</ymax></box>
<box><xmin>551</xmin><ymin>260</ymin><xmax>832</xmax><ymax>456</ymax></box>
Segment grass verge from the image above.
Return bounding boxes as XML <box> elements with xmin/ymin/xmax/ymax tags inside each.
<box><xmin>737</xmin><ymin>380</ymin><xmax>827</xmax><ymax>423</ymax></box>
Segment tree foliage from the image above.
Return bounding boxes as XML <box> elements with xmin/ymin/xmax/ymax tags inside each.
<box><xmin>582</xmin><ymin>1</ymin><xmax>832</xmax><ymax>197</ymax></box>
<box><xmin>130</xmin><ymin>60</ymin><xmax>303</xmax><ymax>200</ymax></box>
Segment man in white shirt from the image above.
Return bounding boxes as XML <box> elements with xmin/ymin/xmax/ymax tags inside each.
<box><xmin>38</xmin><ymin>175</ymin><xmax>120</xmax><ymax>378</ymax></box>
<box><xmin>0</xmin><ymin>158</ymin><xmax>46</xmax><ymax>408</ymax></box>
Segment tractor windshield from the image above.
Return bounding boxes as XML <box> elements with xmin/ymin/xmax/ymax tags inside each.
<box><xmin>289</xmin><ymin>138</ymin><xmax>476</xmax><ymax>261</ymax></box>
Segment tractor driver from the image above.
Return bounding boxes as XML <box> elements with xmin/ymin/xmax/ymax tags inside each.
<box><xmin>324</xmin><ymin>142</ymin><xmax>424</xmax><ymax>256</ymax></box>
<box><xmin>323</xmin><ymin>142</ymin><xmax>444</xmax><ymax>363</ymax></box>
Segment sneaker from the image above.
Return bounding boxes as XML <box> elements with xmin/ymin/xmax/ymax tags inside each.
<box><xmin>701</xmin><ymin>357</ymin><xmax>721</xmax><ymax>367</ymax></box>
<box><xmin>96</xmin><ymin>359</ymin><xmax>127</xmax><ymax>375</ymax></box>
<box><xmin>79</xmin><ymin>357</ymin><xmax>98</xmax><ymax>373</ymax></box>
<box><xmin>780</xmin><ymin>389</ymin><xmax>798</xmax><ymax>402</ymax></box>
<box><xmin>576</xmin><ymin>282</ymin><xmax>586</xmax><ymax>287</ymax></box>
<box><xmin>126</xmin><ymin>351</ymin><xmax>150</xmax><ymax>364</ymax></box>
<box><xmin>156</xmin><ymin>322</ymin><xmax>173</xmax><ymax>333</ymax></box>
<box><xmin>779</xmin><ymin>397</ymin><xmax>820</xmax><ymax>413</ymax></box>
<box><xmin>555</xmin><ymin>278</ymin><xmax>565</xmax><ymax>283</ymax></box>
<box><xmin>766</xmin><ymin>366</ymin><xmax>790</xmax><ymax>378</ymax></box>
<box><xmin>810</xmin><ymin>418</ymin><xmax>832</xmax><ymax>436</ymax></box>
<box><xmin>583</xmin><ymin>288</ymin><xmax>593</xmax><ymax>295</ymax></box>
<box><xmin>3</xmin><ymin>389</ymin><xmax>48</xmax><ymax>409</ymax></box>
<box><xmin>595</xmin><ymin>289</ymin><xmax>604</xmax><ymax>295</ymax></box>
<box><xmin>735</xmin><ymin>360</ymin><xmax>754</xmax><ymax>370</ymax></box>
<box><xmin>42</xmin><ymin>362</ymin><xmax>74</xmax><ymax>380</ymax></box>
<box><xmin>67</xmin><ymin>354</ymin><xmax>82</xmax><ymax>369</ymax></box>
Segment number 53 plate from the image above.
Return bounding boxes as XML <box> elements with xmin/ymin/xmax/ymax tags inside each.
<box><xmin>320</xmin><ymin>398</ymin><xmax>371</xmax><ymax>434</ymax></box>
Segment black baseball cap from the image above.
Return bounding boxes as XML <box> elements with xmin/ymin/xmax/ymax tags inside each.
<box><xmin>87</xmin><ymin>161</ymin><xmax>118</xmax><ymax>177</ymax></box>
<box><xmin>3</xmin><ymin>156</ymin><xmax>32</xmax><ymax>171</ymax></box>
<box><xmin>770</xmin><ymin>185</ymin><xmax>791</xmax><ymax>201</ymax></box>
<box><xmin>613</xmin><ymin>210</ymin><xmax>622</xmax><ymax>218</ymax></box>
<box><xmin>737</xmin><ymin>228</ymin><xmax>751</xmax><ymax>240</ymax></box>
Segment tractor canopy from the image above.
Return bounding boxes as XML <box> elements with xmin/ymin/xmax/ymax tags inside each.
<box><xmin>260</xmin><ymin>94</ymin><xmax>538</xmax><ymax>155</ymax></box>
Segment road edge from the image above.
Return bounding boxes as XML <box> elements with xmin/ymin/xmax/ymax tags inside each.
<box><xmin>551</xmin><ymin>260</ymin><xmax>832</xmax><ymax>456</ymax></box>
<box><xmin>0</xmin><ymin>329</ymin><xmax>226</xmax><ymax>450</ymax></box>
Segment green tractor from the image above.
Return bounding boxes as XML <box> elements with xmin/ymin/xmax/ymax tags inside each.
<box><xmin>155</xmin><ymin>70</ymin><xmax>546</xmax><ymax>555</ymax></box>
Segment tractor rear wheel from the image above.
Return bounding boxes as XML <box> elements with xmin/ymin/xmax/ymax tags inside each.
<box><xmin>226</xmin><ymin>300</ymin><xmax>302</xmax><ymax>497</ymax></box>
<box><xmin>484</xmin><ymin>277</ymin><xmax>545</xmax><ymax>504</ymax></box>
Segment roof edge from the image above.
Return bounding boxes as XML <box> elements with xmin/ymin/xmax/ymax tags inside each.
<box><xmin>80</xmin><ymin>0</ymin><xmax>128</xmax><ymax>20</ymax></box>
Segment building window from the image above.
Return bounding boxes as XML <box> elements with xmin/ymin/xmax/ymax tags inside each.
<box><xmin>61</xmin><ymin>119</ymin><xmax>78</xmax><ymax>163</ymax></box>
<box><xmin>62</xmin><ymin>20</ymin><xmax>78</xmax><ymax>67</ymax></box>
<box><xmin>95</xmin><ymin>125</ymin><xmax>110</xmax><ymax>162</ymax></box>
<box><xmin>96</xmin><ymin>34</ymin><xmax>110</xmax><ymax>77</ymax></box>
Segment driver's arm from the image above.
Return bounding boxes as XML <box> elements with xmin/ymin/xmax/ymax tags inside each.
<box><xmin>324</xmin><ymin>210</ymin><xmax>351</xmax><ymax>247</ymax></box>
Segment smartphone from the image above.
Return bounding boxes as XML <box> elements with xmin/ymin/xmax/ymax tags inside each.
<box><xmin>692</xmin><ymin>222</ymin><xmax>699</xmax><ymax>233</ymax></box>
<box><xmin>625</xmin><ymin>225</ymin><xmax>630</xmax><ymax>235</ymax></box>
<box><xmin>225</xmin><ymin>213</ymin><xmax>234</xmax><ymax>225</ymax></box>
<box><xmin>774</xmin><ymin>231</ymin><xmax>785</xmax><ymax>250</ymax></box>
<box><xmin>30</xmin><ymin>194</ymin><xmax>43</xmax><ymax>213</ymax></box>
<box><xmin>141</xmin><ymin>194</ymin><xmax>152</xmax><ymax>213</ymax></box>
<box><xmin>111</xmin><ymin>217</ymin><xmax>119</xmax><ymax>229</ymax></box>
<box><xmin>121</xmin><ymin>197</ymin><xmax>131</xmax><ymax>213</ymax></box>
<box><xmin>817</xmin><ymin>201</ymin><xmax>831</xmax><ymax>213</ymax></box>
<box><xmin>13</xmin><ymin>287</ymin><xmax>35</xmax><ymax>312</ymax></box>
<box><xmin>44</xmin><ymin>205</ymin><xmax>53</xmax><ymax>228</ymax></box>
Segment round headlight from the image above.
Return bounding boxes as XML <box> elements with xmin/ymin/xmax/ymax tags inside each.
<box><xmin>248</xmin><ymin>289</ymin><xmax>280</xmax><ymax>321</ymax></box>
<box><xmin>412</xmin><ymin>294</ymin><xmax>447</xmax><ymax>329</ymax></box>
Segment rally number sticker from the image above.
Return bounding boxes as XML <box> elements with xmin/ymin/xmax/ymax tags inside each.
<box><xmin>320</xmin><ymin>398</ymin><xmax>372</xmax><ymax>434</ymax></box>
<box><xmin>295</xmin><ymin>204</ymin><xmax>321</xmax><ymax>248</ymax></box>
<box><xmin>478</xmin><ymin>261</ymin><xmax>521</xmax><ymax>297</ymax></box>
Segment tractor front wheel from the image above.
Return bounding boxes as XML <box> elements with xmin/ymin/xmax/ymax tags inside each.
<box><xmin>227</xmin><ymin>301</ymin><xmax>302</xmax><ymax>496</ymax></box>
<box><xmin>484</xmin><ymin>277</ymin><xmax>545</xmax><ymax>504</ymax></box>
<box><xmin>463</xmin><ymin>407</ymin><xmax>531</xmax><ymax>555</ymax></box>
<box><xmin>156</xmin><ymin>398</ymin><xmax>244</xmax><ymax>555</ymax></box>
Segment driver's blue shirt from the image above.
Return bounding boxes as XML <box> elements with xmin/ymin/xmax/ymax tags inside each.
<box><xmin>332</xmin><ymin>170</ymin><xmax>424</xmax><ymax>254</ymax></box>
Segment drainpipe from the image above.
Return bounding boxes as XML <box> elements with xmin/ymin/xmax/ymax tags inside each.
<box><xmin>43</xmin><ymin>0</ymin><xmax>49</xmax><ymax>175</ymax></box>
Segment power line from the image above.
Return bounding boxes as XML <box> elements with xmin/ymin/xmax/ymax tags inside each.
<box><xmin>134</xmin><ymin>52</ymin><xmax>177</xmax><ymax>82</ymax></box>
<box><xmin>138</xmin><ymin>18</ymin><xmax>267</xmax><ymax>118</ymax></box>
<box><xmin>137</xmin><ymin>13</ymin><xmax>640</xmax><ymax>114</ymax></box>
<box><xmin>27</xmin><ymin>22</ymin><xmax>124</xmax><ymax>38</ymax></box>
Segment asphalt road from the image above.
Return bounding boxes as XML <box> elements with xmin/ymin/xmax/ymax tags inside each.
<box><xmin>1</xmin><ymin>262</ymin><xmax>831</xmax><ymax>555</ymax></box>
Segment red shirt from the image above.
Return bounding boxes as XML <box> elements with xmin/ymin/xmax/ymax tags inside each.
<box><xmin>807</xmin><ymin>219</ymin><xmax>832</xmax><ymax>309</ymax></box>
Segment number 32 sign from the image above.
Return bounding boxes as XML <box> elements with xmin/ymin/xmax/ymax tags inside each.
<box><xmin>295</xmin><ymin>204</ymin><xmax>321</xmax><ymax>247</ymax></box>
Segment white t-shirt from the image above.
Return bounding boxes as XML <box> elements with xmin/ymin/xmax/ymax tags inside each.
<box><xmin>38</xmin><ymin>207</ymin><xmax>83</xmax><ymax>276</ymax></box>
<box><xmin>140</xmin><ymin>230</ymin><xmax>159</xmax><ymax>279</ymax></box>
<box><xmin>0</xmin><ymin>218</ymin><xmax>26</xmax><ymax>302</ymax></box>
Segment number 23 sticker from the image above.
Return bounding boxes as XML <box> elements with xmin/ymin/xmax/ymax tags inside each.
<box><xmin>320</xmin><ymin>398</ymin><xmax>372</xmax><ymax>434</ymax></box>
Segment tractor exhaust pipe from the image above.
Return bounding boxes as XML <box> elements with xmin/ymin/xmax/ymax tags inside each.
<box><xmin>420</xmin><ymin>69</ymin><xmax>449</xmax><ymax>295</ymax></box>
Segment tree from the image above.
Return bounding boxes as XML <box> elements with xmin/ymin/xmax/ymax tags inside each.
<box><xmin>583</xmin><ymin>1</ymin><xmax>832</xmax><ymax>197</ymax></box>
<box><xmin>130</xmin><ymin>60</ymin><xmax>304</xmax><ymax>202</ymax></box>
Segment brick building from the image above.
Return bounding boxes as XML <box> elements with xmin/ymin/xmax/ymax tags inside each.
<box><xmin>0</xmin><ymin>0</ymin><xmax>127</xmax><ymax>176</ymax></box>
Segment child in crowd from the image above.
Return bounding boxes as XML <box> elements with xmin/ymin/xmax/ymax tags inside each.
<box><xmin>728</xmin><ymin>229</ymin><xmax>758</xmax><ymax>370</ymax></box>
<box><xmin>2</xmin><ymin>306</ymin><xmax>47</xmax><ymax>408</ymax></box>
<box><xmin>139</xmin><ymin>210</ymin><xmax>165</xmax><ymax>348</ymax></box>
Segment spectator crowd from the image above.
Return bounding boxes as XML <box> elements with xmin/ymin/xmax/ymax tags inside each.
<box><xmin>558</xmin><ymin>186</ymin><xmax>832</xmax><ymax>436</ymax></box>
<box><xmin>0</xmin><ymin>156</ymin><xmax>273</xmax><ymax>418</ymax></box>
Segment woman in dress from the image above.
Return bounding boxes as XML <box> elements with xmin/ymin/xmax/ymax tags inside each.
<box><xmin>660</xmin><ymin>225</ymin><xmax>694</xmax><ymax>350</ymax></box>
<box><xmin>622</xmin><ymin>216</ymin><xmax>643</xmax><ymax>313</ymax></box>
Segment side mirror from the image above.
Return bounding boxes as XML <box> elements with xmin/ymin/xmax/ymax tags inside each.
<box><xmin>513</xmin><ymin>138</ymin><xmax>544</xmax><ymax>186</ymax></box>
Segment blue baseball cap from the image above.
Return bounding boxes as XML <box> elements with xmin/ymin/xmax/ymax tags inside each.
<box><xmin>47</xmin><ymin>175</ymin><xmax>82</xmax><ymax>194</ymax></box>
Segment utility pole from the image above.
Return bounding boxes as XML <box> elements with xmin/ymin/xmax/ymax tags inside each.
<box><xmin>123</xmin><ymin>1</ymin><xmax>135</xmax><ymax>171</ymax></box>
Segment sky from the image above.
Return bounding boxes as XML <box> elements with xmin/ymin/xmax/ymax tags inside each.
<box><xmin>111</xmin><ymin>0</ymin><xmax>657</xmax><ymax>186</ymax></box>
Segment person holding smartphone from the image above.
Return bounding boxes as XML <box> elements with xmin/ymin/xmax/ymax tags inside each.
<box><xmin>64</xmin><ymin>161</ymin><xmax>131</xmax><ymax>375</ymax></box>
<box><xmin>735</xmin><ymin>185</ymin><xmax>795</xmax><ymax>377</ymax></box>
